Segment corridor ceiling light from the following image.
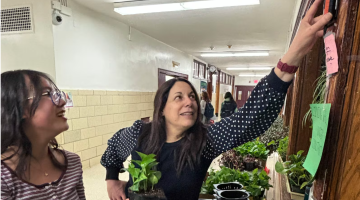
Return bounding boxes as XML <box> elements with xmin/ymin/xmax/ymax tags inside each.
<box><xmin>227</xmin><ymin>67</ymin><xmax>272</xmax><ymax>70</ymax></box>
<box><xmin>114</xmin><ymin>0</ymin><xmax>260</xmax><ymax>15</ymax></box>
<box><xmin>201</xmin><ymin>51</ymin><xmax>269</xmax><ymax>57</ymax></box>
<box><xmin>238</xmin><ymin>74</ymin><xmax>267</xmax><ymax>77</ymax></box>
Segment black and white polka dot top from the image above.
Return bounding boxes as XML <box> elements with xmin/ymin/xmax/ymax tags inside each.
<box><xmin>100</xmin><ymin>68</ymin><xmax>292</xmax><ymax>199</ymax></box>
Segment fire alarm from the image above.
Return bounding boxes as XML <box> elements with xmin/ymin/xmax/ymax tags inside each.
<box><xmin>254</xmin><ymin>80</ymin><xmax>258</xmax><ymax>83</ymax></box>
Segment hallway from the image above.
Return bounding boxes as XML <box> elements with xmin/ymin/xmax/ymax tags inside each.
<box><xmin>2</xmin><ymin>0</ymin><xmax>359</xmax><ymax>199</ymax></box>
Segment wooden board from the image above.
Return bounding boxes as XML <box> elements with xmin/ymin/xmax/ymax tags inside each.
<box><xmin>312</xmin><ymin>0</ymin><xmax>360</xmax><ymax>199</ymax></box>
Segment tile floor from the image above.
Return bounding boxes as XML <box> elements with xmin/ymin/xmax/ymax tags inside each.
<box><xmin>83</xmin><ymin>164</ymin><xmax>129</xmax><ymax>200</ymax></box>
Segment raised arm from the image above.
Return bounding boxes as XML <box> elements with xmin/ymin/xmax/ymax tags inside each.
<box><xmin>202</xmin><ymin>0</ymin><xmax>332</xmax><ymax>160</ymax></box>
<box><xmin>203</xmin><ymin>69</ymin><xmax>291</xmax><ymax>159</ymax></box>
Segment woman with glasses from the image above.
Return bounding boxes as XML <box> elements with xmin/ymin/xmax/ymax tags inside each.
<box><xmin>1</xmin><ymin>70</ymin><xmax>86</xmax><ymax>200</ymax></box>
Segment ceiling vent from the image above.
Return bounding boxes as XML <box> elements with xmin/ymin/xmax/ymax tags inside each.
<box><xmin>1</xmin><ymin>6</ymin><xmax>33</xmax><ymax>34</ymax></box>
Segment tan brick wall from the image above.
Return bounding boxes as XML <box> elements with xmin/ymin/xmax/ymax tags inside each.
<box><xmin>56</xmin><ymin>90</ymin><xmax>155</xmax><ymax>169</ymax></box>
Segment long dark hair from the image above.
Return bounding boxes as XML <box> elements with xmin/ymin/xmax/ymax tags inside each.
<box><xmin>224</xmin><ymin>92</ymin><xmax>236</xmax><ymax>104</ymax></box>
<box><xmin>1</xmin><ymin>70</ymin><xmax>65</xmax><ymax>180</ymax></box>
<box><xmin>138</xmin><ymin>78</ymin><xmax>208</xmax><ymax>175</ymax></box>
<box><xmin>201</xmin><ymin>91</ymin><xmax>210</xmax><ymax>103</ymax></box>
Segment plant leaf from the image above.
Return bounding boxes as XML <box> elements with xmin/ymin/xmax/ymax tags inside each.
<box><xmin>300</xmin><ymin>181</ymin><xmax>309</xmax><ymax>189</ymax></box>
<box><xmin>275</xmin><ymin>161</ymin><xmax>285</xmax><ymax>174</ymax></box>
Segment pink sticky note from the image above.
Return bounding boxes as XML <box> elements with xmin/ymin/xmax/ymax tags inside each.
<box><xmin>324</xmin><ymin>33</ymin><xmax>339</xmax><ymax>75</ymax></box>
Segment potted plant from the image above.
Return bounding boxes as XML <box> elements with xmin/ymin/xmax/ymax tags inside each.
<box><xmin>275</xmin><ymin>150</ymin><xmax>313</xmax><ymax>200</ymax></box>
<box><xmin>201</xmin><ymin>167</ymin><xmax>272</xmax><ymax>200</ymax></box>
<box><xmin>124</xmin><ymin>151</ymin><xmax>166</xmax><ymax>200</ymax></box>
<box><xmin>201</xmin><ymin>167</ymin><xmax>243</xmax><ymax>195</ymax></box>
<box><xmin>276</xmin><ymin>136</ymin><xmax>288</xmax><ymax>161</ymax></box>
<box><xmin>219</xmin><ymin>149</ymin><xmax>244</xmax><ymax>170</ymax></box>
<box><xmin>235</xmin><ymin>140</ymin><xmax>269</xmax><ymax>168</ymax></box>
<box><xmin>243</xmin><ymin>154</ymin><xmax>257</xmax><ymax>171</ymax></box>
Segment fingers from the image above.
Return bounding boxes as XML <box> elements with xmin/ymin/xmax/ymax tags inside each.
<box><xmin>312</xmin><ymin>13</ymin><xmax>333</xmax><ymax>32</ymax></box>
<box><xmin>304</xmin><ymin>0</ymin><xmax>323</xmax><ymax>21</ymax></box>
<box><xmin>311</xmin><ymin>15</ymin><xmax>322</xmax><ymax>25</ymax></box>
<box><xmin>316</xmin><ymin>29</ymin><xmax>324</xmax><ymax>37</ymax></box>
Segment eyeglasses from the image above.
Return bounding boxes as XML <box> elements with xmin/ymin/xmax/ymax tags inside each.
<box><xmin>27</xmin><ymin>90</ymin><xmax>67</xmax><ymax>106</ymax></box>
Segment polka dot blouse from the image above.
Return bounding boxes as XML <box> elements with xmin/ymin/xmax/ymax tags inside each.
<box><xmin>100</xmin><ymin>68</ymin><xmax>291</xmax><ymax>179</ymax></box>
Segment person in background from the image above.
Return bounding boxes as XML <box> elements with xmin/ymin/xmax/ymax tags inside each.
<box><xmin>200</xmin><ymin>91</ymin><xmax>212</xmax><ymax>124</ymax></box>
<box><xmin>220</xmin><ymin>92</ymin><xmax>238</xmax><ymax>119</ymax></box>
<box><xmin>1</xmin><ymin>70</ymin><xmax>86</xmax><ymax>200</ymax></box>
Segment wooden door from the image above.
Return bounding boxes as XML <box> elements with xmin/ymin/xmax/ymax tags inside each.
<box><xmin>158</xmin><ymin>69</ymin><xmax>188</xmax><ymax>88</ymax></box>
<box><xmin>235</xmin><ymin>86</ymin><xmax>255</xmax><ymax>108</ymax></box>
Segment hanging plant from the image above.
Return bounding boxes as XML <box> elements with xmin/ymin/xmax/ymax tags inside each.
<box><xmin>302</xmin><ymin>69</ymin><xmax>327</xmax><ymax>127</ymax></box>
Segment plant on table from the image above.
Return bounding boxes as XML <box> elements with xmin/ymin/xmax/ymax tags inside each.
<box><xmin>245</xmin><ymin>168</ymin><xmax>273</xmax><ymax>200</ymax></box>
<box><xmin>275</xmin><ymin>150</ymin><xmax>313</xmax><ymax>194</ymax></box>
<box><xmin>201</xmin><ymin>167</ymin><xmax>272</xmax><ymax>199</ymax></box>
<box><xmin>219</xmin><ymin>149</ymin><xmax>243</xmax><ymax>170</ymax></box>
<box><xmin>234</xmin><ymin>140</ymin><xmax>269</xmax><ymax>160</ymax></box>
<box><xmin>276</xmin><ymin>136</ymin><xmax>289</xmax><ymax>161</ymax></box>
<box><xmin>243</xmin><ymin>154</ymin><xmax>257</xmax><ymax>171</ymax></box>
<box><xmin>124</xmin><ymin>151</ymin><xmax>165</xmax><ymax>200</ymax></box>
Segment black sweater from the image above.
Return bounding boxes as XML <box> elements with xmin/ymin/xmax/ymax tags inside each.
<box><xmin>100</xmin><ymin>68</ymin><xmax>292</xmax><ymax>200</ymax></box>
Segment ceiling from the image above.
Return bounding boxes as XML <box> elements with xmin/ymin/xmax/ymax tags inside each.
<box><xmin>73</xmin><ymin>0</ymin><xmax>297</xmax><ymax>75</ymax></box>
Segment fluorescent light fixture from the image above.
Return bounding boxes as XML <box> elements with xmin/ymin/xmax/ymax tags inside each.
<box><xmin>238</xmin><ymin>74</ymin><xmax>267</xmax><ymax>77</ymax></box>
<box><xmin>201</xmin><ymin>52</ymin><xmax>269</xmax><ymax>57</ymax></box>
<box><xmin>227</xmin><ymin>67</ymin><xmax>272</xmax><ymax>70</ymax></box>
<box><xmin>115</xmin><ymin>0</ymin><xmax>260</xmax><ymax>15</ymax></box>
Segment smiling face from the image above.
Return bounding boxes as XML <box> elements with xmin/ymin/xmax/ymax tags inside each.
<box><xmin>23</xmin><ymin>77</ymin><xmax>69</xmax><ymax>141</ymax></box>
<box><xmin>162</xmin><ymin>81</ymin><xmax>199</xmax><ymax>134</ymax></box>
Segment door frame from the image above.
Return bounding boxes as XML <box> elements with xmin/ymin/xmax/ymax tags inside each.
<box><xmin>234</xmin><ymin>85</ymin><xmax>255</xmax><ymax>108</ymax></box>
<box><xmin>158</xmin><ymin>68</ymin><xmax>188</xmax><ymax>88</ymax></box>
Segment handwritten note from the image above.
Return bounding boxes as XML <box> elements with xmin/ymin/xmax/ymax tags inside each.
<box><xmin>303</xmin><ymin>104</ymin><xmax>331</xmax><ymax>176</ymax></box>
<box><xmin>324</xmin><ymin>33</ymin><xmax>339</xmax><ymax>75</ymax></box>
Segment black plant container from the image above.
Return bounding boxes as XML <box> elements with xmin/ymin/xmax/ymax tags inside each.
<box><xmin>128</xmin><ymin>189</ymin><xmax>167</xmax><ymax>200</ymax></box>
<box><xmin>214</xmin><ymin>182</ymin><xmax>243</xmax><ymax>191</ymax></box>
<box><xmin>215</xmin><ymin>190</ymin><xmax>250</xmax><ymax>200</ymax></box>
<box><xmin>244</xmin><ymin>161</ymin><xmax>255</xmax><ymax>171</ymax></box>
<box><xmin>290</xmin><ymin>185</ymin><xmax>306</xmax><ymax>194</ymax></box>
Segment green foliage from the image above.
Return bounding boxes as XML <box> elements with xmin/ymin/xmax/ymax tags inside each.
<box><xmin>201</xmin><ymin>167</ymin><xmax>272</xmax><ymax>197</ymax></box>
<box><xmin>275</xmin><ymin>151</ymin><xmax>313</xmax><ymax>190</ymax></box>
<box><xmin>259</xmin><ymin>116</ymin><xmax>289</xmax><ymax>150</ymax></box>
<box><xmin>245</xmin><ymin>168</ymin><xmax>272</xmax><ymax>197</ymax></box>
<box><xmin>234</xmin><ymin>140</ymin><xmax>269</xmax><ymax>160</ymax></box>
<box><xmin>277</xmin><ymin>136</ymin><xmax>289</xmax><ymax>161</ymax></box>
<box><xmin>123</xmin><ymin>151</ymin><xmax>162</xmax><ymax>193</ymax></box>
<box><xmin>303</xmin><ymin>69</ymin><xmax>327</xmax><ymax>127</ymax></box>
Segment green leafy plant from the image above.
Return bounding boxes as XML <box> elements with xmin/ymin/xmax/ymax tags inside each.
<box><xmin>201</xmin><ymin>167</ymin><xmax>272</xmax><ymax>198</ymax></box>
<box><xmin>244</xmin><ymin>168</ymin><xmax>272</xmax><ymax>198</ymax></box>
<box><xmin>275</xmin><ymin>150</ymin><xmax>313</xmax><ymax>190</ymax></box>
<box><xmin>234</xmin><ymin>140</ymin><xmax>269</xmax><ymax>160</ymax></box>
<box><xmin>303</xmin><ymin>69</ymin><xmax>327</xmax><ymax>127</ymax></box>
<box><xmin>277</xmin><ymin>136</ymin><xmax>289</xmax><ymax>161</ymax></box>
<box><xmin>124</xmin><ymin>151</ymin><xmax>162</xmax><ymax>193</ymax></box>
